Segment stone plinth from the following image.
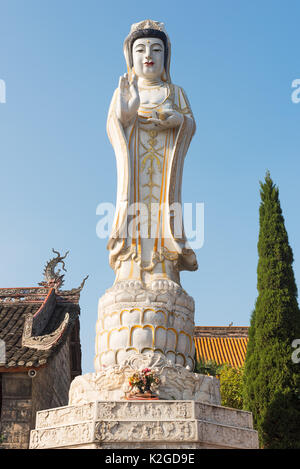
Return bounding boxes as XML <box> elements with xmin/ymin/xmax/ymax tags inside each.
<box><xmin>29</xmin><ymin>400</ymin><xmax>259</xmax><ymax>449</ymax></box>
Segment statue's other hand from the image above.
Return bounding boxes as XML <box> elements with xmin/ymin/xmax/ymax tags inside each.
<box><xmin>147</xmin><ymin>111</ymin><xmax>183</xmax><ymax>129</ymax></box>
<box><xmin>146</xmin><ymin>117</ymin><xmax>166</xmax><ymax>129</ymax></box>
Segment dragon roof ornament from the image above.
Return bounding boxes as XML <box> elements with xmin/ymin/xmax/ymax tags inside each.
<box><xmin>39</xmin><ymin>249</ymin><xmax>88</xmax><ymax>293</ymax></box>
<box><xmin>39</xmin><ymin>249</ymin><xmax>69</xmax><ymax>289</ymax></box>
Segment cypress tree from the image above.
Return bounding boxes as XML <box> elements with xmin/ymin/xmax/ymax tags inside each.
<box><xmin>243</xmin><ymin>171</ymin><xmax>300</xmax><ymax>448</ymax></box>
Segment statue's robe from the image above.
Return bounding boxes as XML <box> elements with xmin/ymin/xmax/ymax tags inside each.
<box><xmin>106</xmin><ymin>83</ymin><xmax>198</xmax><ymax>281</ymax></box>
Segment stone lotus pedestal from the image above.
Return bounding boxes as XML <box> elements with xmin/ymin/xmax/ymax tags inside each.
<box><xmin>94</xmin><ymin>279</ymin><xmax>197</xmax><ymax>372</ymax></box>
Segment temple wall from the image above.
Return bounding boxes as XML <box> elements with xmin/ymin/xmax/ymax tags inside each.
<box><xmin>0</xmin><ymin>373</ymin><xmax>32</xmax><ymax>449</ymax></box>
<box><xmin>0</xmin><ymin>338</ymin><xmax>72</xmax><ymax>449</ymax></box>
<box><xmin>31</xmin><ymin>337</ymin><xmax>72</xmax><ymax>426</ymax></box>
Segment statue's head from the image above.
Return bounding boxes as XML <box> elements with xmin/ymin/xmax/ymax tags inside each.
<box><xmin>124</xmin><ymin>20</ymin><xmax>171</xmax><ymax>82</ymax></box>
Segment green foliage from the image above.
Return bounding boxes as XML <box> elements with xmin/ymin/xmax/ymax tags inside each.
<box><xmin>194</xmin><ymin>358</ymin><xmax>223</xmax><ymax>377</ymax></box>
<box><xmin>219</xmin><ymin>364</ymin><xmax>244</xmax><ymax>410</ymax></box>
<box><xmin>243</xmin><ymin>172</ymin><xmax>300</xmax><ymax>448</ymax></box>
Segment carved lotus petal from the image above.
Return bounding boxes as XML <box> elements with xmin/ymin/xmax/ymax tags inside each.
<box><xmin>103</xmin><ymin>312</ymin><xmax>120</xmax><ymax>330</ymax></box>
<box><xmin>165</xmin><ymin>350</ymin><xmax>176</xmax><ymax>364</ymax></box>
<box><xmin>100</xmin><ymin>350</ymin><xmax>116</xmax><ymax>368</ymax></box>
<box><xmin>97</xmin><ymin>330</ymin><xmax>108</xmax><ymax>353</ymax></box>
<box><xmin>175</xmin><ymin>354</ymin><xmax>185</xmax><ymax>366</ymax></box>
<box><xmin>142</xmin><ymin>309</ymin><xmax>167</xmax><ymax>326</ymax></box>
<box><xmin>116</xmin><ymin>348</ymin><xmax>137</xmax><ymax>364</ymax></box>
<box><xmin>177</xmin><ymin>332</ymin><xmax>190</xmax><ymax>354</ymax></box>
<box><xmin>155</xmin><ymin>326</ymin><xmax>167</xmax><ymax>349</ymax></box>
<box><xmin>130</xmin><ymin>325</ymin><xmax>154</xmax><ymax>349</ymax></box>
<box><xmin>109</xmin><ymin>327</ymin><xmax>129</xmax><ymax>349</ymax></box>
<box><xmin>121</xmin><ymin>309</ymin><xmax>141</xmax><ymax>326</ymax></box>
<box><xmin>166</xmin><ymin>328</ymin><xmax>177</xmax><ymax>350</ymax></box>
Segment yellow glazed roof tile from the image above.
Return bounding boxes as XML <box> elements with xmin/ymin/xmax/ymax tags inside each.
<box><xmin>194</xmin><ymin>336</ymin><xmax>248</xmax><ymax>368</ymax></box>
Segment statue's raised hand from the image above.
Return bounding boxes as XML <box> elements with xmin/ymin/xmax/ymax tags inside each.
<box><xmin>118</xmin><ymin>73</ymin><xmax>130</xmax><ymax>98</ymax></box>
<box><xmin>116</xmin><ymin>73</ymin><xmax>140</xmax><ymax>127</ymax></box>
<box><xmin>128</xmin><ymin>73</ymin><xmax>140</xmax><ymax>111</ymax></box>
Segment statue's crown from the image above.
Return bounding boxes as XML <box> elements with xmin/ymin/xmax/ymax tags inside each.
<box><xmin>130</xmin><ymin>19</ymin><xmax>166</xmax><ymax>34</ymax></box>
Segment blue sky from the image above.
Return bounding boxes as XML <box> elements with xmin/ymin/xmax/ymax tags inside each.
<box><xmin>1</xmin><ymin>0</ymin><xmax>299</xmax><ymax>373</ymax></box>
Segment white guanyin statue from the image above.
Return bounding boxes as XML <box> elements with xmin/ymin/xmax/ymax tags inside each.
<box><xmin>79</xmin><ymin>20</ymin><xmax>212</xmax><ymax>401</ymax></box>
<box><xmin>68</xmin><ymin>20</ymin><xmax>221</xmax><ymax>405</ymax></box>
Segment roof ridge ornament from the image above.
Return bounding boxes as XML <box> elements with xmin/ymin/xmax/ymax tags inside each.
<box><xmin>76</xmin><ymin>274</ymin><xmax>89</xmax><ymax>293</ymax></box>
<box><xmin>39</xmin><ymin>249</ymin><xmax>69</xmax><ymax>290</ymax></box>
<box><xmin>38</xmin><ymin>249</ymin><xmax>89</xmax><ymax>295</ymax></box>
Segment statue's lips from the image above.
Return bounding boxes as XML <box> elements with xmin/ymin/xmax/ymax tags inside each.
<box><xmin>144</xmin><ymin>62</ymin><xmax>154</xmax><ymax>67</ymax></box>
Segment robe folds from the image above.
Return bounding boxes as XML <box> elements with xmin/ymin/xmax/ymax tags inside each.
<box><xmin>106</xmin><ymin>83</ymin><xmax>198</xmax><ymax>281</ymax></box>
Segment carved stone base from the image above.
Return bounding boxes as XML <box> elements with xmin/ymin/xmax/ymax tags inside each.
<box><xmin>29</xmin><ymin>400</ymin><xmax>259</xmax><ymax>449</ymax></box>
<box><xmin>68</xmin><ymin>353</ymin><xmax>221</xmax><ymax>406</ymax></box>
<box><xmin>94</xmin><ymin>279</ymin><xmax>196</xmax><ymax>370</ymax></box>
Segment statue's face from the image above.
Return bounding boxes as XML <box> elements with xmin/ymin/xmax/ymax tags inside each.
<box><xmin>132</xmin><ymin>37</ymin><xmax>165</xmax><ymax>80</ymax></box>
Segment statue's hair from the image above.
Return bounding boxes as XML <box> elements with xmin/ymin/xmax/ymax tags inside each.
<box><xmin>126</xmin><ymin>28</ymin><xmax>169</xmax><ymax>69</ymax></box>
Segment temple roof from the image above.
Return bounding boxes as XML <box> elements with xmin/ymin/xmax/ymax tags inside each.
<box><xmin>194</xmin><ymin>326</ymin><xmax>249</xmax><ymax>368</ymax></box>
<box><xmin>0</xmin><ymin>250</ymin><xmax>87</xmax><ymax>370</ymax></box>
